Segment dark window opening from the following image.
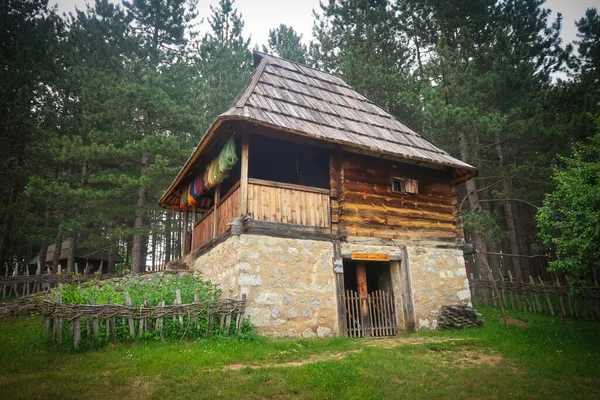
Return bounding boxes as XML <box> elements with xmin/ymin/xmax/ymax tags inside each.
<box><xmin>344</xmin><ymin>260</ymin><xmax>393</xmax><ymax>294</ymax></box>
<box><xmin>249</xmin><ymin>134</ymin><xmax>330</xmax><ymax>189</ymax></box>
<box><xmin>392</xmin><ymin>176</ymin><xmax>418</xmax><ymax>194</ymax></box>
<box><xmin>392</xmin><ymin>177</ymin><xmax>404</xmax><ymax>193</ymax></box>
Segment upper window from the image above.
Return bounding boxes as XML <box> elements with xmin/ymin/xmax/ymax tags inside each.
<box><xmin>392</xmin><ymin>177</ymin><xmax>418</xmax><ymax>194</ymax></box>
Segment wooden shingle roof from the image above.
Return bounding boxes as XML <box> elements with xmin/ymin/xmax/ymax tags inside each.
<box><xmin>225</xmin><ymin>52</ymin><xmax>475</xmax><ymax>172</ymax></box>
<box><xmin>158</xmin><ymin>52</ymin><xmax>475</xmax><ymax>209</ymax></box>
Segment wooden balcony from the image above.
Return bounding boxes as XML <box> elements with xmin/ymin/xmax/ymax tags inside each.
<box><xmin>192</xmin><ymin>182</ymin><xmax>240</xmax><ymax>250</ymax></box>
<box><xmin>247</xmin><ymin>178</ymin><xmax>330</xmax><ymax>227</ymax></box>
<box><xmin>191</xmin><ymin>178</ymin><xmax>331</xmax><ymax>252</ymax></box>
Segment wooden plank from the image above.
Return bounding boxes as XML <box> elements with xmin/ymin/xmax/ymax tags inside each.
<box><xmin>125</xmin><ymin>293</ymin><xmax>135</xmax><ymax>336</ymax></box>
<box><xmin>529</xmin><ymin>276</ymin><xmax>542</xmax><ymax>314</ymax></box>
<box><xmin>396</xmin><ymin>254</ymin><xmax>415</xmax><ymax>332</ymax></box>
<box><xmin>539</xmin><ymin>276</ymin><xmax>555</xmax><ymax>316</ymax></box>
<box><xmin>73</xmin><ymin>317</ymin><xmax>81</xmax><ymax>349</ymax></box>
<box><xmin>248</xmin><ymin>178</ymin><xmax>330</xmax><ymax>195</ymax></box>
<box><xmin>332</xmin><ymin>241</ymin><xmax>347</xmax><ymax>337</ymax></box>
<box><xmin>240</xmin><ymin>135</ymin><xmax>249</xmax><ymax>215</ymax></box>
<box><xmin>242</xmin><ymin>219</ymin><xmax>332</xmax><ymax>241</ymax></box>
<box><xmin>55</xmin><ymin>292</ymin><xmax>63</xmax><ymax>343</ymax></box>
<box><xmin>213</xmin><ymin>186</ymin><xmax>220</xmax><ymax>239</ymax></box>
<box><xmin>351</xmin><ymin>253</ymin><xmax>389</xmax><ymax>261</ymax></box>
<box><xmin>182</xmin><ymin>210</ymin><xmax>189</xmax><ymax>256</ymax></box>
<box><xmin>356</xmin><ymin>262</ymin><xmax>371</xmax><ymax>337</ymax></box>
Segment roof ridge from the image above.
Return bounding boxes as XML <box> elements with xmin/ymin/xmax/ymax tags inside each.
<box><xmin>253</xmin><ymin>51</ymin><xmax>349</xmax><ymax>84</ymax></box>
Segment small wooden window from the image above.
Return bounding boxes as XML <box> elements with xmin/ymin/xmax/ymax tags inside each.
<box><xmin>392</xmin><ymin>177</ymin><xmax>418</xmax><ymax>194</ymax></box>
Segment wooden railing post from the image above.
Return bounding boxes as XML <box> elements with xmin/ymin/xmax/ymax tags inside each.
<box><xmin>182</xmin><ymin>209</ymin><xmax>189</xmax><ymax>256</ymax></box>
<box><xmin>240</xmin><ymin>134</ymin><xmax>249</xmax><ymax>216</ymax></box>
<box><xmin>356</xmin><ymin>262</ymin><xmax>371</xmax><ymax>337</ymax></box>
<box><xmin>213</xmin><ymin>185</ymin><xmax>220</xmax><ymax>239</ymax></box>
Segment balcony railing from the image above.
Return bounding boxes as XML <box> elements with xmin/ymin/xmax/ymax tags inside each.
<box><xmin>191</xmin><ymin>179</ymin><xmax>331</xmax><ymax>252</ymax></box>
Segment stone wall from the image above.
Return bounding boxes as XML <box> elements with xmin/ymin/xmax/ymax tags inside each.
<box><xmin>340</xmin><ymin>241</ymin><xmax>471</xmax><ymax>331</ymax></box>
<box><xmin>187</xmin><ymin>235</ymin><xmax>336</xmax><ymax>338</ymax></box>
<box><xmin>187</xmin><ymin>235</ymin><xmax>471</xmax><ymax>336</ymax></box>
<box><xmin>406</xmin><ymin>246</ymin><xmax>471</xmax><ymax>330</ymax></box>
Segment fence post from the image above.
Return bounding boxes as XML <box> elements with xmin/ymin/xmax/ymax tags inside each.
<box><xmin>236</xmin><ymin>294</ymin><xmax>246</xmax><ymax>332</ymax></box>
<box><xmin>73</xmin><ymin>316</ymin><xmax>81</xmax><ymax>350</ymax></box>
<box><xmin>538</xmin><ymin>276</ymin><xmax>554</xmax><ymax>316</ymax></box>
<box><xmin>528</xmin><ymin>276</ymin><xmax>541</xmax><ymax>314</ymax></box>
<box><xmin>106</xmin><ymin>298</ymin><xmax>114</xmax><ymax>340</ymax></box>
<box><xmin>125</xmin><ymin>293</ymin><xmax>135</xmax><ymax>337</ymax></box>
<box><xmin>55</xmin><ymin>292</ymin><xmax>63</xmax><ymax>343</ymax></box>
<box><xmin>176</xmin><ymin>288</ymin><xmax>183</xmax><ymax>325</ymax></box>
<box><xmin>193</xmin><ymin>292</ymin><xmax>199</xmax><ymax>330</ymax></box>
<box><xmin>90</xmin><ymin>297</ymin><xmax>98</xmax><ymax>338</ymax></box>
<box><xmin>10</xmin><ymin>264</ymin><xmax>18</xmax><ymax>298</ymax></box>
<box><xmin>224</xmin><ymin>291</ymin><xmax>232</xmax><ymax>334</ymax></box>
<box><xmin>159</xmin><ymin>300</ymin><xmax>166</xmax><ymax>342</ymax></box>
<box><xmin>2</xmin><ymin>265</ymin><xmax>7</xmax><ymax>299</ymax></box>
<box><xmin>24</xmin><ymin>268</ymin><xmax>29</xmax><ymax>297</ymax></box>
<box><xmin>43</xmin><ymin>305</ymin><xmax>52</xmax><ymax>337</ymax></box>
<box><xmin>499</xmin><ymin>274</ymin><xmax>508</xmax><ymax>309</ymax></box>
<box><xmin>565</xmin><ymin>276</ymin><xmax>576</xmax><ymax>318</ymax></box>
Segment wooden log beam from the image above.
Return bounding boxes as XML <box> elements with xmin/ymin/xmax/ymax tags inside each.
<box><xmin>356</xmin><ymin>262</ymin><xmax>371</xmax><ymax>337</ymax></box>
<box><xmin>240</xmin><ymin>134</ymin><xmax>249</xmax><ymax>215</ymax></box>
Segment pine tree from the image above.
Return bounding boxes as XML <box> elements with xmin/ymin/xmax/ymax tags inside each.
<box><xmin>310</xmin><ymin>0</ymin><xmax>421</xmax><ymax>129</ymax></box>
<box><xmin>263</xmin><ymin>24</ymin><xmax>307</xmax><ymax>63</ymax></box>
<box><xmin>195</xmin><ymin>0</ymin><xmax>252</xmax><ymax>125</ymax></box>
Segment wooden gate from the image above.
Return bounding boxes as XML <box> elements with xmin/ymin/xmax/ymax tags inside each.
<box><xmin>344</xmin><ymin>290</ymin><xmax>398</xmax><ymax>337</ymax></box>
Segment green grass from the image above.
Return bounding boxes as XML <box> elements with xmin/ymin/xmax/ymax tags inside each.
<box><xmin>1</xmin><ymin>307</ymin><xmax>599</xmax><ymax>399</ymax></box>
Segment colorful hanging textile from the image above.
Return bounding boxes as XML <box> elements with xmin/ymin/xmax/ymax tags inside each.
<box><xmin>186</xmin><ymin>182</ymin><xmax>196</xmax><ymax>206</ymax></box>
<box><xmin>191</xmin><ymin>171</ymin><xmax>206</xmax><ymax>199</ymax></box>
<box><xmin>179</xmin><ymin>136</ymin><xmax>238</xmax><ymax>209</ymax></box>
<box><xmin>218</xmin><ymin>137</ymin><xmax>238</xmax><ymax>174</ymax></box>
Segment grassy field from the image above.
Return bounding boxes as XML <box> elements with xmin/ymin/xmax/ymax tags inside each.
<box><xmin>0</xmin><ymin>307</ymin><xmax>599</xmax><ymax>399</ymax></box>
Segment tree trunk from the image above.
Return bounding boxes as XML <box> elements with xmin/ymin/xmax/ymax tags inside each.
<box><xmin>164</xmin><ymin>210</ymin><xmax>172</xmax><ymax>265</ymax></box>
<box><xmin>151</xmin><ymin>212</ymin><xmax>156</xmax><ymax>271</ymax></box>
<box><xmin>494</xmin><ymin>136</ymin><xmax>522</xmax><ymax>281</ymax></box>
<box><xmin>458</xmin><ymin>129</ymin><xmax>489</xmax><ymax>279</ymax></box>
<box><xmin>67</xmin><ymin>233</ymin><xmax>77</xmax><ymax>273</ymax></box>
<box><xmin>0</xmin><ymin>181</ymin><xmax>18</xmax><ymax>269</ymax></box>
<box><xmin>132</xmin><ymin>153</ymin><xmax>149</xmax><ymax>274</ymax></box>
<box><xmin>107</xmin><ymin>245</ymin><xmax>116</xmax><ymax>274</ymax></box>
<box><xmin>52</xmin><ymin>233</ymin><xmax>62</xmax><ymax>274</ymax></box>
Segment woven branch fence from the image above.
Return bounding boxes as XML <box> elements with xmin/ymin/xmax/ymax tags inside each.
<box><xmin>43</xmin><ymin>290</ymin><xmax>247</xmax><ymax>349</ymax></box>
<box><xmin>469</xmin><ymin>273</ymin><xmax>600</xmax><ymax>321</ymax></box>
<box><xmin>1</xmin><ymin>272</ymin><xmax>118</xmax><ymax>300</ymax></box>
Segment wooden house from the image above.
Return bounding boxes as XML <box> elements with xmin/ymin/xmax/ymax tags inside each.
<box><xmin>159</xmin><ymin>52</ymin><xmax>477</xmax><ymax>337</ymax></box>
<box><xmin>28</xmin><ymin>238</ymin><xmax>124</xmax><ymax>274</ymax></box>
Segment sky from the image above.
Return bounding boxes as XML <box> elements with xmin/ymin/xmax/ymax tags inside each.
<box><xmin>52</xmin><ymin>0</ymin><xmax>599</xmax><ymax>49</ymax></box>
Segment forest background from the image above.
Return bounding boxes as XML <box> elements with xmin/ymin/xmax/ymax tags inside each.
<box><xmin>1</xmin><ymin>0</ymin><xmax>598</xmax><ymax>280</ymax></box>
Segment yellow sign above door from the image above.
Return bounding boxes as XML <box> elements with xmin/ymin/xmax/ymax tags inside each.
<box><xmin>351</xmin><ymin>253</ymin><xmax>390</xmax><ymax>261</ymax></box>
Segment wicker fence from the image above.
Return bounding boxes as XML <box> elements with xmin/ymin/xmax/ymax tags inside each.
<box><xmin>469</xmin><ymin>273</ymin><xmax>600</xmax><ymax>321</ymax></box>
<box><xmin>44</xmin><ymin>290</ymin><xmax>247</xmax><ymax>349</ymax></box>
<box><xmin>1</xmin><ymin>272</ymin><xmax>117</xmax><ymax>300</ymax></box>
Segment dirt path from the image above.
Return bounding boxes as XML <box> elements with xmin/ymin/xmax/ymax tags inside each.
<box><xmin>222</xmin><ymin>337</ymin><xmax>476</xmax><ymax>371</ymax></box>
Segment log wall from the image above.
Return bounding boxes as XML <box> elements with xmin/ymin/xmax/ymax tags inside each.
<box><xmin>332</xmin><ymin>152</ymin><xmax>462</xmax><ymax>245</ymax></box>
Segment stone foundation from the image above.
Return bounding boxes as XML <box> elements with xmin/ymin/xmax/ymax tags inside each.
<box><xmin>406</xmin><ymin>246</ymin><xmax>471</xmax><ymax>330</ymax></box>
<box><xmin>340</xmin><ymin>241</ymin><xmax>471</xmax><ymax>331</ymax></box>
<box><xmin>187</xmin><ymin>235</ymin><xmax>336</xmax><ymax>337</ymax></box>
<box><xmin>186</xmin><ymin>235</ymin><xmax>471</xmax><ymax>336</ymax></box>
